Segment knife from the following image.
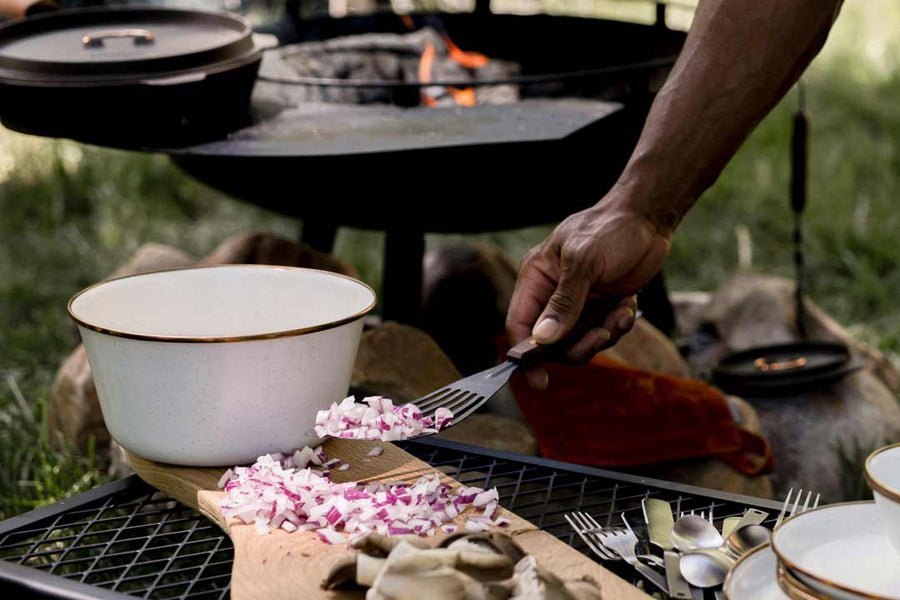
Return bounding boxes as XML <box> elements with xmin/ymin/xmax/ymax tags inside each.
<box><xmin>643</xmin><ymin>498</ymin><xmax>692</xmax><ymax>599</ymax></box>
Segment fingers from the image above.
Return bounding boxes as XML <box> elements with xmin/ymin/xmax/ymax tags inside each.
<box><xmin>564</xmin><ymin>295</ymin><xmax>638</xmax><ymax>363</ymax></box>
<box><xmin>532</xmin><ymin>256</ymin><xmax>591</xmax><ymax>345</ymax></box>
<box><xmin>506</xmin><ymin>250</ymin><xmax>557</xmax><ymax>345</ymax></box>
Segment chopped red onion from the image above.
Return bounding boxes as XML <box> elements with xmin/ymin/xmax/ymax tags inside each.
<box><xmin>314</xmin><ymin>396</ymin><xmax>453</xmax><ymax>441</ymax></box>
<box><xmin>218</xmin><ymin>447</ymin><xmax>503</xmax><ymax>544</ymax></box>
<box><xmin>367</xmin><ymin>447</ymin><xmax>385</xmax><ymax>457</ymax></box>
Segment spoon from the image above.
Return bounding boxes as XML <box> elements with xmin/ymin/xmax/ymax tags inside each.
<box><xmin>671</xmin><ymin>514</ymin><xmax>724</xmax><ymax>552</ymax></box>
<box><xmin>679</xmin><ymin>549</ymin><xmax>736</xmax><ymax>588</ymax></box>
<box><xmin>725</xmin><ymin>524</ymin><xmax>771</xmax><ymax>558</ymax></box>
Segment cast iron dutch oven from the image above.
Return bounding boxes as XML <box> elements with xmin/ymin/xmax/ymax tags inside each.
<box><xmin>0</xmin><ymin>6</ymin><xmax>274</xmax><ymax>148</ymax></box>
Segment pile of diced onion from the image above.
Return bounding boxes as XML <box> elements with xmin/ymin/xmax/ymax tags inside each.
<box><xmin>314</xmin><ymin>396</ymin><xmax>453</xmax><ymax>441</ymax></box>
<box><xmin>218</xmin><ymin>446</ymin><xmax>507</xmax><ymax>544</ymax></box>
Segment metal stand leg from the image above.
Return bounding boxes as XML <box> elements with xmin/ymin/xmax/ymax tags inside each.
<box><xmin>301</xmin><ymin>221</ymin><xmax>338</xmax><ymax>253</ymax></box>
<box><xmin>382</xmin><ymin>230</ymin><xmax>424</xmax><ymax>325</ymax></box>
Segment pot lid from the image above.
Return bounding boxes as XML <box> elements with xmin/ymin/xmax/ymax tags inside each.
<box><xmin>714</xmin><ymin>342</ymin><xmax>850</xmax><ymax>381</ymax></box>
<box><xmin>0</xmin><ymin>7</ymin><xmax>254</xmax><ymax>79</ymax></box>
<box><xmin>712</xmin><ymin>341</ymin><xmax>860</xmax><ymax>397</ymax></box>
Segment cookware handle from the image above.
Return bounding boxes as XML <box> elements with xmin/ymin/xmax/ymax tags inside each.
<box><xmin>82</xmin><ymin>29</ymin><xmax>155</xmax><ymax>48</ymax></box>
<box><xmin>506</xmin><ymin>296</ymin><xmax>637</xmax><ymax>368</ymax></box>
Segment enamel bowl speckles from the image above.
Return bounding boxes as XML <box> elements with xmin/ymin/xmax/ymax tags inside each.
<box><xmin>68</xmin><ymin>265</ymin><xmax>375</xmax><ymax>466</ymax></box>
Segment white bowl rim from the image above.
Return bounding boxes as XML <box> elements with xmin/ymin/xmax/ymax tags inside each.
<box><xmin>68</xmin><ymin>264</ymin><xmax>376</xmax><ymax>343</ymax></box>
<box><xmin>770</xmin><ymin>500</ymin><xmax>894</xmax><ymax>600</ymax></box>
<box><xmin>865</xmin><ymin>442</ymin><xmax>900</xmax><ymax>503</ymax></box>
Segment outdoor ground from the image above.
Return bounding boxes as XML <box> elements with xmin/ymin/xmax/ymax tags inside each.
<box><xmin>0</xmin><ymin>0</ymin><xmax>897</xmax><ymax>520</ymax></box>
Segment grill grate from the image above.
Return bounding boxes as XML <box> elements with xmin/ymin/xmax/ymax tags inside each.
<box><xmin>0</xmin><ymin>439</ymin><xmax>781</xmax><ymax>599</ymax></box>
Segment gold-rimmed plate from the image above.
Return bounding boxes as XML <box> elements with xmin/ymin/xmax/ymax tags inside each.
<box><xmin>771</xmin><ymin>501</ymin><xmax>900</xmax><ymax>600</ymax></box>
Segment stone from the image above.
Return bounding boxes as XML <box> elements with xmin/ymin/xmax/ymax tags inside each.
<box><xmin>199</xmin><ymin>231</ymin><xmax>357</xmax><ymax>277</ymax></box>
<box><xmin>109</xmin><ymin>242</ymin><xmax>194</xmax><ymax>279</ymax></box>
<box><xmin>422</xmin><ymin>243</ymin><xmax>518</xmax><ymax>376</ymax></box>
<box><xmin>680</xmin><ymin>272</ymin><xmax>900</xmax><ymax>500</ymax></box>
<box><xmin>602</xmin><ymin>318</ymin><xmax>691</xmax><ymax>378</ymax></box>
<box><xmin>47</xmin><ymin>345</ymin><xmax>106</xmax><ymax>454</ymax></box>
<box><xmin>351</xmin><ymin>322</ymin><xmax>463</xmax><ymax>403</ymax></box>
<box><xmin>434</xmin><ymin>414</ymin><xmax>539</xmax><ymax>456</ymax></box>
<box><xmin>49</xmin><ymin>242</ymin><xmax>194</xmax><ymax>457</ymax></box>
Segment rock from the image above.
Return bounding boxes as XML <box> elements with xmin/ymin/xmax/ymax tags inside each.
<box><xmin>47</xmin><ymin>345</ymin><xmax>105</xmax><ymax>454</ymax></box>
<box><xmin>435</xmin><ymin>414</ymin><xmax>539</xmax><ymax>456</ymax></box>
<box><xmin>352</xmin><ymin>322</ymin><xmax>463</xmax><ymax>403</ymax></box>
<box><xmin>109</xmin><ymin>242</ymin><xmax>194</xmax><ymax>279</ymax></box>
<box><xmin>422</xmin><ymin>243</ymin><xmax>517</xmax><ymax>376</ymax></box>
<box><xmin>602</xmin><ymin>318</ymin><xmax>691</xmax><ymax>378</ymax></box>
<box><xmin>108</xmin><ymin>439</ymin><xmax>133</xmax><ymax>478</ymax></box>
<box><xmin>681</xmin><ymin>272</ymin><xmax>900</xmax><ymax>500</ymax></box>
<box><xmin>49</xmin><ymin>242</ymin><xmax>194</xmax><ymax>456</ymax></box>
<box><xmin>199</xmin><ymin>231</ymin><xmax>357</xmax><ymax>277</ymax></box>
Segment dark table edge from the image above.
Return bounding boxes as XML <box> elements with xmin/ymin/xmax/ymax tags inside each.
<box><xmin>0</xmin><ymin>437</ymin><xmax>781</xmax><ymax>598</ymax></box>
<box><xmin>0</xmin><ymin>560</ymin><xmax>133</xmax><ymax>600</ymax></box>
<box><xmin>0</xmin><ymin>477</ymin><xmax>142</xmax><ymax>537</ymax></box>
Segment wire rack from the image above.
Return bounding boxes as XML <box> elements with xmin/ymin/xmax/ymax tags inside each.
<box><xmin>0</xmin><ymin>438</ymin><xmax>781</xmax><ymax>599</ymax></box>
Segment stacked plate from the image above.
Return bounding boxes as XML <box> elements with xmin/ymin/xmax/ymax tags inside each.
<box><xmin>724</xmin><ymin>501</ymin><xmax>900</xmax><ymax>599</ymax></box>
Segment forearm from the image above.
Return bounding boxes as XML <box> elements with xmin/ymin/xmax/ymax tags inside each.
<box><xmin>611</xmin><ymin>0</ymin><xmax>842</xmax><ymax>232</ymax></box>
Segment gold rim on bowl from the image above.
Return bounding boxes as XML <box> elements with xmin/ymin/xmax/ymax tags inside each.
<box><xmin>723</xmin><ymin>542</ymin><xmax>771</xmax><ymax>600</ymax></box>
<box><xmin>864</xmin><ymin>442</ymin><xmax>900</xmax><ymax>503</ymax></box>
<box><xmin>777</xmin><ymin>564</ymin><xmax>831</xmax><ymax>600</ymax></box>
<box><xmin>67</xmin><ymin>264</ymin><xmax>377</xmax><ymax>343</ymax></box>
<box><xmin>770</xmin><ymin>500</ymin><xmax>891</xmax><ymax>600</ymax></box>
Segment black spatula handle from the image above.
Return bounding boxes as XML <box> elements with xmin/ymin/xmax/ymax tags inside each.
<box><xmin>505</xmin><ymin>295</ymin><xmax>633</xmax><ymax>368</ymax></box>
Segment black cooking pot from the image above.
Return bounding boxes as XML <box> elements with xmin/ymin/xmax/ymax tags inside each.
<box><xmin>0</xmin><ymin>6</ymin><xmax>274</xmax><ymax>147</ymax></box>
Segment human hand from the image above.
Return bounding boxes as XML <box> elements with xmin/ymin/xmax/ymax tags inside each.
<box><xmin>506</xmin><ymin>198</ymin><xmax>671</xmax><ymax>389</ymax></box>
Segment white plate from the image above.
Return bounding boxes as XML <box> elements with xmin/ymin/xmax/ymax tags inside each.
<box><xmin>772</xmin><ymin>501</ymin><xmax>900</xmax><ymax>600</ymax></box>
<box><xmin>725</xmin><ymin>544</ymin><xmax>787</xmax><ymax>600</ymax></box>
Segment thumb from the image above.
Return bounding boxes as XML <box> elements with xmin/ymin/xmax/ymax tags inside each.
<box><xmin>532</xmin><ymin>268</ymin><xmax>589</xmax><ymax>344</ymax></box>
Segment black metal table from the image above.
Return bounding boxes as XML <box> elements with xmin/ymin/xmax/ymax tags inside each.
<box><xmin>0</xmin><ymin>438</ymin><xmax>781</xmax><ymax>599</ymax></box>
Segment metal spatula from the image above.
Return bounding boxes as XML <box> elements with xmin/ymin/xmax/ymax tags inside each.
<box><xmin>409</xmin><ymin>300</ymin><xmax>638</xmax><ymax>437</ymax></box>
<box><xmin>409</xmin><ymin>337</ymin><xmax>547</xmax><ymax>434</ymax></box>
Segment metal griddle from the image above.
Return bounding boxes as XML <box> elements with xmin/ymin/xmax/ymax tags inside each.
<box><xmin>175</xmin><ymin>98</ymin><xmax>621</xmax><ymax>158</ymax></box>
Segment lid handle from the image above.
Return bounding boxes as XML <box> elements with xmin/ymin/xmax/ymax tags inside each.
<box><xmin>82</xmin><ymin>29</ymin><xmax>155</xmax><ymax>49</ymax></box>
<box><xmin>753</xmin><ymin>356</ymin><xmax>808</xmax><ymax>372</ymax></box>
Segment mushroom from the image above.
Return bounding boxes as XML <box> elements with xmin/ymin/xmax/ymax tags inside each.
<box><xmin>322</xmin><ymin>532</ymin><xmax>603</xmax><ymax>600</ymax></box>
<box><xmin>509</xmin><ymin>555</ymin><xmax>602</xmax><ymax>600</ymax></box>
<box><xmin>442</xmin><ymin>532</ymin><xmax>527</xmax><ymax>564</ymax></box>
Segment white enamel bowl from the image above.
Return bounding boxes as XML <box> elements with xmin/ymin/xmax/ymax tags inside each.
<box><xmin>68</xmin><ymin>265</ymin><xmax>376</xmax><ymax>466</ymax></box>
<box><xmin>865</xmin><ymin>442</ymin><xmax>900</xmax><ymax>553</ymax></box>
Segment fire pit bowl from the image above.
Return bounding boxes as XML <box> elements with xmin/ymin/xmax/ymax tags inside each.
<box><xmin>67</xmin><ymin>265</ymin><xmax>376</xmax><ymax>466</ymax></box>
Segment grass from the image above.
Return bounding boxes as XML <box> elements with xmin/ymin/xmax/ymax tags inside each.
<box><xmin>0</xmin><ymin>0</ymin><xmax>898</xmax><ymax>520</ymax></box>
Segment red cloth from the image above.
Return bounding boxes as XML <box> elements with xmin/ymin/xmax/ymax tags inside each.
<box><xmin>510</xmin><ymin>354</ymin><xmax>773</xmax><ymax>476</ymax></box>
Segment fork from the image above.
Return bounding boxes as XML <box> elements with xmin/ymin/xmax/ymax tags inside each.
<box><xmin>567</xmin><ymin>512</ymin><xmax>670</xmax><ymax>595</ymax></box>
<box><xmin>774</xmin><ymin>488</ymin><xmax>821</xmax><ymax>529</ymax></box>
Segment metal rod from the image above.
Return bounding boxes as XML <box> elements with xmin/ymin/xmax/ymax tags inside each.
<box><xmin>257</xmin><ymin>56</ymin><xmax>677</xmax><ymax>89</ymax></box>
<box><xmin>791</xmin><ymin>81</ymin><xmax>809</xmax><ymax>339</ymax></box>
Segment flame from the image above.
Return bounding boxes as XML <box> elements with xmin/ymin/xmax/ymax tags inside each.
<box><xmin>418</xmin><ymin>40</ymin><xmax>438</xmax><ymax>107</ymax></box>
<box><xmin>443</xmin><ymin>35</ymin><xmax>489</xmax><ymax>69</ymax></box>
<box><xmin>448</xmin><ymin>87</ymin><xmax>476</xmax><ymax>106</ymax></box>
<box><xmin>409</xmin><ymin>19</ymin><xmax>488</xmax><ymax>108</ymax></box>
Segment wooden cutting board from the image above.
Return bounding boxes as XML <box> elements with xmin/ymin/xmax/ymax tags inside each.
<box><xmin>126</xmin><ymin>439</ymin><xmax>649</xmax><ymax>600</ymax></box>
